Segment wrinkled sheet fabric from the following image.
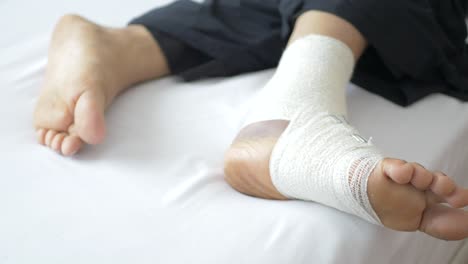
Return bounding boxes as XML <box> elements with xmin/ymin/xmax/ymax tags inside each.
<box><xmin>0</xmin><ymin>0</ymin><xmax>467</xmax><ymax>263</ymax></box>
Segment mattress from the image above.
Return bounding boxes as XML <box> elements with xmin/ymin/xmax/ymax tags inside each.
<box><xmin>0</xmin><ymin>0</ymin><xmax>467</xmax><ymax>263</ymax></box>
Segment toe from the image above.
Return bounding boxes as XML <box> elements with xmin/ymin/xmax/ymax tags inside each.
<box><xmin>419</xmin><ymin>204</ymin><xmax>468</xmax><ymax>240</ymax></box>
<box><xmin>36</xmin><ymin>129</ymin><xmax>47</xmax><ymax>145</ymax></box>
<box><xmin>51</xmin><ymin>133</ymin><xmax>66</xmax><ymax>152</ymax></box>
<box><xmin>61</xmin><ymin>135</ymin><xmax>83</xmax><ymax>156</ymax></box>
<box><xmin>383</xmin><ymin>159</ymin><xmax>414</xmax><ymax>184</ymax></box>
<box><xmin>409</xmin><ymin>163</ymin><xmax>434</xmax><ymax>191</ymax></box>
<box><xmin>44</xmin><ymin>130</ymin><xmax>58</xmax><ymax>146</ymax></box>
<box><xmin>445</xmin><ymin>187</ymin><xmax>468</xmax><ymax>208</ymax></box>
<box><xmin>74</xmin><ymin>90</ymin><xmax>106</xmax><ymax>145</ymax></box>
<box><xmin>426</xmin><ymin>172</ymin><xmax>468</xmax><ymax>208</ymax></box>
<box><xmin>430</xmin><ymin>172</ymin><xmax>456</xmax><ymax>197</ymax></box>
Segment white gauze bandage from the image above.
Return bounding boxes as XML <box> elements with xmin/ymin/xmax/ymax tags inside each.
<box><xmin>243</xmin><ymin>35</ymin><xmax>384</xmax><ymax>225</ymax></box>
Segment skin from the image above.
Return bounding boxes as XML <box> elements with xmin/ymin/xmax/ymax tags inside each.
<box><xmin>224</xmin><ymin>11</ymin><xmax>468</xmax><ymax>240</ymax></box>
<box><xmin>34</xmin><ymin>14</ymin><xmax>170</xmax><ymax>155</ymax></box>
<box><xmin>34</xmin><ymin>12</ymin><xmax>468</xmax><ymax>240</ymax></box>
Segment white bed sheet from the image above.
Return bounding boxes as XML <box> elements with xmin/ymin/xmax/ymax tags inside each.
<box><xmin>0</xmin><ymin>0</ymin><xmax>467</xmax><ymax>263</ymax></box>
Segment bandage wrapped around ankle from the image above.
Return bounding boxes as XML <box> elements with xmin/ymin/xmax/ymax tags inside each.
<box><xmin>244</xmin><ymin>35</ymin><xmax>384</xmax><ymax>225</ymax></box>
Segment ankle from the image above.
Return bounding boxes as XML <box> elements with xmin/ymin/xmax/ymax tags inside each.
<box><xmin>111</xmin><ymin>25</ymin><xmax>170</xmax><ymax>87</ymax></box>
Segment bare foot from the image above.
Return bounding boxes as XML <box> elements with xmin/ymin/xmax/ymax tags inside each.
<box><xmin>34</xmin><ymin>14</ymin><xmax>169</xmax><ymax>155</ymax></box>
<box><xmin>224</xmin><ymin>121</ymin><xmax>468</xmax><ymax>240</ymax></box>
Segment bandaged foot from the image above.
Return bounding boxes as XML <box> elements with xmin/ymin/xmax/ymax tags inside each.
<box><xmin>224</xmin><ymin>35</ymin><xmax>468</xmax><ymax>240</ymax></box>
<box><xmin>244</xmin><ymin>34</ymin><xmax>383</xmax><ymax>224</ymax></box>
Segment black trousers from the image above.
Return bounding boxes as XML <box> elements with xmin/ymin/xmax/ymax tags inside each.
<box><xmin>130</xmin><ymin>0</ymin><xmax>468</xmax><ymax>106</ymax></box>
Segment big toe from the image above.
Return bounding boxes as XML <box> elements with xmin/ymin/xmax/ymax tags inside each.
<box><xmin>420</xmin><ymin>204</ymin><xmax>468</xmax><ymax>240</ymax></box>
<box><xmin>74</xmin><ymin>90</ymin><xmax>106</xmax><ymax>145</ymax></box>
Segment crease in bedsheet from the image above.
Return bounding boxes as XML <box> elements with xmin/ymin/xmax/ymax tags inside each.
<box><xmin>0</xmin><ymin>35</ymin><xmax>48</xmax><ymax>87</ymax></box>
<box><xmin>160</xmin><ymin>157</ymin><xmax>223</xmax><ymax>208</ymax></box>
<box><xmin>426</xmin><ymin>103</ymin><xmax>468</xmax><ymax>184</ymax></box>
<box><xmin>2</xmin><ymin>4</ymin><xmax>468</xmax><ymax>262</ymax></box>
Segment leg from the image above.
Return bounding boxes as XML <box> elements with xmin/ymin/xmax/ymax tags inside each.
<box><xmin>34</xmin><ymin>14</ymin><xmax>170</xmax><ymax>155</ymax></box>
<box><xmin>225</xmin><ymin>11</ymin><xmax>366</xmax><ymax>200</ymax></box>
<box><xmin>34</xmin><ymin>0</ymin><xmax>283</xmax><ymax>156</ymax></box>
<box><xmin>224</xmin><ymin>10</ymin><xmax>468</xmax><ymax>240</ymax></box>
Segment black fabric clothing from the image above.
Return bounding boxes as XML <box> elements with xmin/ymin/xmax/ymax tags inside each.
<box><xmin>129</xmin><ymin>0</ymin><xmax>468</xmax><ymax>106</ymax></box>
